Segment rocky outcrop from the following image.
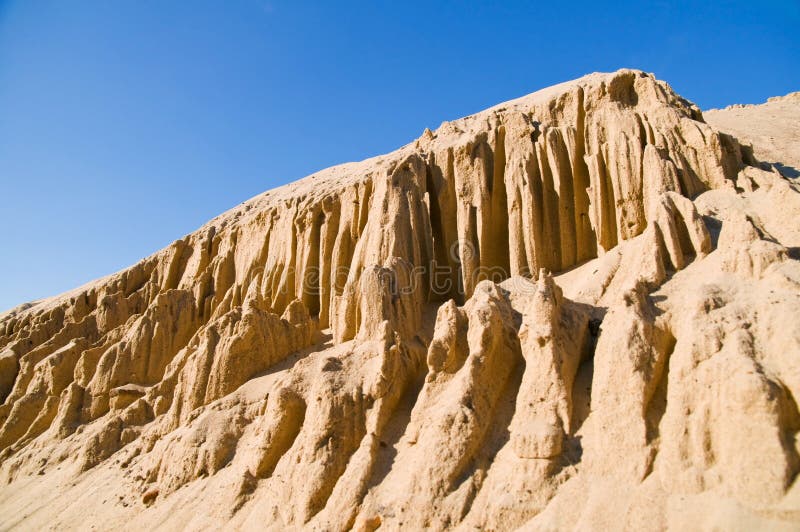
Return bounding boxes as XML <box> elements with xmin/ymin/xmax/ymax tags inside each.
<box><xmin>0</xmin><ymin>69</ymin><xmax>798</xmax><ymax>531</ymax></box>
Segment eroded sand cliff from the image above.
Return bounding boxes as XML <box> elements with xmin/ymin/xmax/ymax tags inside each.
<box><xmin>1</xmin><ymin>69</ymin><xmax>799</xmax><ymax>530</ymax></box>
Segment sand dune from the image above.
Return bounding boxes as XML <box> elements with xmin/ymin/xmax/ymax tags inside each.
<box><xmin>1</xmin><ymin>70</ymin><xmax>799</xmax><ymax>530</ymax></box>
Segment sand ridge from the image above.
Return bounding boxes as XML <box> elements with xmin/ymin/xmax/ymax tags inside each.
<box><xmin>1</xmin><ymin>69</ymin><xmax>799</xmax><ymax>530</ymax></box>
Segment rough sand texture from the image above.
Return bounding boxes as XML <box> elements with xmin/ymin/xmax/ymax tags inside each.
<box><xmin>1</xmin><ymin>70</ymin><xmax>799</xmax><ymax>531</ymax></box>
<box><xmin>706</xmin><ymin>92</ymin><xmax>800</xmax><ymax>178</ymax></box>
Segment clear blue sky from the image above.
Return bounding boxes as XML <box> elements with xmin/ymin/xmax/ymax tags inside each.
<box><xmin>1</xmin><ymin>1</ymin><xmax>798</xmax><ymax>312</ymax></box>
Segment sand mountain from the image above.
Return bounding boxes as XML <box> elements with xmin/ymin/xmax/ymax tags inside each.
<box><xmin>1</xmin><ymin>69</ymin><xmax>799</xmax><ymax>530</ymax></box>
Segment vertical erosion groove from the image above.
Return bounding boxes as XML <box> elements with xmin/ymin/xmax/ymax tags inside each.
<box><xmin>425</xmin><ymin>159</ymin><xmax>452</xmax><ymax>303</ymax></box>
<box><xmin>488</xmin><ymin>126</ymin><xmax>511</xmax><ymax>282</ymax></box>
<box><xmin>547</xmin><ymin>128</ymin><xmax>577</xmax><ymax>268</ymax></box>
<box><xmin>571</xmin><ymin>88</ymin><xmax>597</xmax><ymax>262</ymax></box>
<box><xmin>599</xmin><ymin>147</ymin><xmax>620</xmax><ymax>250</ymax></box>
<box><xmin>538</xmin><ymin>139</ymin><xmax>562</xmax><ymax>271</ymax></box>
<box><xmin>357</xmin><ymin>180</ymin><xmax>372</xmax><ymax>239</ymax></box>
<box><xmin>302</xmin><ymin>211</ymin><xmax>323</xmax><ymax>318</ymax></box>
<box><xmin>445</xmin><ymin>149</ymin><xmax>463</xmax><ymax>302</ymax></box>
<box><xmin>474</xmin><ymin>140</ymin><xmax>494</xmax><ymax>286</ymax></box>
<box><xmin>509</xmin><ymin>185</ymin><xmax>528</xmax><ymax>278</ymax></box>
<box><xmin>318</xmin><ymin>200</ymin><xmax>339</xmax><ymax>328</ymax></box>
<box><xmin>465</xmin><ymin>205</ymin><xmax>481</xmax><ymax>296</ymax></box>
<box><xmin>527</xmin><ymin>144</ymin><xmax>546</xmax><ymax>275</ymax></box>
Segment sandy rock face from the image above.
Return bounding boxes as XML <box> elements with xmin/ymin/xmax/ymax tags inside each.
<box><xmin>1</xmin><ymin>69</ymin><xmax>799</xmax><ymax>530</ymax></box>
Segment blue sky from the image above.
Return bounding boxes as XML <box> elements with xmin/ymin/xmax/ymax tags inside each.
<box><xmin>0</xmin><ymin>1</ymin><xmax>798</xmax><ymax>311</ymax></box>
